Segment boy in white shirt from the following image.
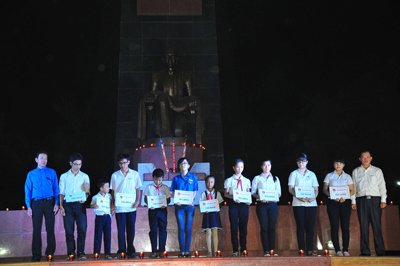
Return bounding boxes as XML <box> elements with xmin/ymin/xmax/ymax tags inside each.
<box><xmin>110</xmin><ymin>153</ymin><xmax>142</xmax><ymax>259</ymax></box>
<box><xmin>144</xmin><ymin>169</ymin><xmax>171</xmax><ymax>258</ymax></box>
<box><xmin>90</xmin><ymin>179</ymin><xmax>113</xmax><ymax>260</ymax></box>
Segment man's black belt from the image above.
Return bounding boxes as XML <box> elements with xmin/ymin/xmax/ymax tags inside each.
<box><xmin>33</xmin><ymin>197</ymin><xmax>54</xmax><ymax>201</ymax></box>
<box><xmin>358</xmin><ymin>196</ymin><xmax>380</xmax><ymax>199</ymax></box>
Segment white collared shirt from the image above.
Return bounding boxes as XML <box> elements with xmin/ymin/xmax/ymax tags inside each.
<box><xmin>143</xmin><ymin>183</ymin><xmax>171</xmax><ymax>198</ymax></box>
<box><xmin>59</xmin><ymin>169</ymin><xmax>90</xmax><ymax>197</ymax></box>
<box><xmin>91</xmin><ymin>192</ymin><xmax>112</xmax><ymax>216</ymax></box>
<box><xmin>110</xmin><ymin>168</ymin><xmax>142</xmax><ymax>213</ymax></box>
<box><xmin>323</xmin><ymin>171</ymin><xmax>355</xmax><ymax>203</ymax></box>
<box><xmin>288</xmin><ymin>169</ymin><xmax>319</xmax><ymax>207</ymax></box>
<box><xmin>200</xmin><ymin>189</ymin><xmax>224</xmax><ymax>204</ymax></box>
<box><xmin>352</xmin><ymin>165</ymin><xmax>387</xmax><ymax>203</ymax></box>
<box><xmin>224</xmin><ymin>175</ymin><xmax>251</xmax><ymax>194</ymax></box>
<box><xmin>251</xmin><ymin>173</ymin><xmax>281</xmax><ymax>201</ymax></box>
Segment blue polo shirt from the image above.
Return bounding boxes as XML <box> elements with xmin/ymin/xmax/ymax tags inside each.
<box><xmin>170</xmin><ymin>172</ymin><xmax>198</xmax><ymax>192</ymax></box>
<box><xmin>25</xmin><ymin>166</ymin><xmax>60</xmax><ymax>208</ymax></box>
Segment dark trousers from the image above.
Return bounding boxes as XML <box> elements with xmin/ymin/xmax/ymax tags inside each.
<box><xmin>31</xmin><ymin>198</ymin><xmax>56</xmax><ymax>258</ymax></box>
<box><xmin>63</xmin><ymin>202</ymin><xmax>87</xmax><ymax>255</ymax></box>
<box><xmin>356</xmin><ymin>197</ymin><xmax>385</xmax><ymax>255</ymax></box>
<box><xmin>148</xmin><ymin>208</ymin><xmax>168</xmax><ymax>253</ymax></box>
<box><xmin>256</xmin><ymin>202</ymin><xmax>278</xmax><ymax>252</ymax></box>
<box><xmin>327</xmin><ymin>199</ymin><xmax>351</xmax><ymax>252</ymax></box>
<box><xmin>116</xmin><ymin>211</ymin><xmax>137</xmax><ymax>254</ymax></box>
<box><xmin>94</xmin><ymin>215</ymin><xmax>112</xmax><ymax>255</ymax></box>
<box><xmin>293</xmin><ymin>206</ymin><xmax>317</xmax><ymax>251</ymax></box>
<box><xmin>229</xmin><ymin>203</ymin><xmax>249</xmax><ymax>253</ymax></box>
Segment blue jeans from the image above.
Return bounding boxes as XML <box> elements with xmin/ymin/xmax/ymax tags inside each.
<box><xmin>293</xmin><ymin>206</ymin><xmax>317</xmax><ymax>251</ymax></box>
<box><xmin>63</xmin><ymin>202</ymin><xmax>87</xmax><ymax>256</ymax></box>
<box><xmin>94</xmin><ymin>215</ymin><xmax>112</xmax><ymax>255</ymax></box>
<box><xmin>175</xmin><ymin>205</ymin><xmax>195</xmax><ymax>253</ymax></box>
<box><xmin>256</xmin><ymin>202</ymin><xmax>278</xmax><ymax>251</ymax></box>
<box><xmin>115</xmin><ymin>211</ymin><xmax>137</xmax><ymax>254</ymax></box>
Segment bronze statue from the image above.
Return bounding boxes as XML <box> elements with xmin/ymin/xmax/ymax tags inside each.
<box><xmin>138</xmin><ymin>48</ymin><xmax>203</xmax><ymax>144</ymax></box>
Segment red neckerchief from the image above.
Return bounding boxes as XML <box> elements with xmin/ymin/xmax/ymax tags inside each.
<box><xmin>234</xmin><ymin>177</ymin><xmax>243</xmax><ymax>191</ymax></box>
<box><xmin>154</xmin><ymin>185</ymin><xmax>161</xmax><ymax>195</ymax></box>
<box><xmin>206</xmin><ymin>190</ymin><xmax>213</xmax><ymax>200</ymax></box>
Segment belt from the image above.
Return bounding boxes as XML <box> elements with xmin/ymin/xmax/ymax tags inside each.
<box><xmin>97</xmin><ymin>214</ymin><xmax>110</xmax><ymax>217</ymax></box>
<box><xmin>33</xmin><ymin>197</ymin><xmax>54</xmax><ymax>202</ymax></box>
<box><xmin>359</xmin><ymin>196</ymin><xmax>379</xmax><ymax>199</ymax></box>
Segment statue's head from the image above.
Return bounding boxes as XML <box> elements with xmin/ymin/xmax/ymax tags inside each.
<box><xmin>163</xmin><ymin>48</ymin><xmax>178</xmax><ymax>69</ymax></box>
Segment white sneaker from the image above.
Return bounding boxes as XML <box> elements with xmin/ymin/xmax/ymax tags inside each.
<box><xmin>336</xmin><ymin>251</ymin><xmax>343</xmax><ymax>256</ymax></box>
<box><xmin>343</xmin><ymin>251</ymin><xmax>350</xmax><ymax>256</ymax></box>
<box><xmin>273</xmin><ymin>253</ymin><xmax>279</xmax><ymax>257</ymax></box>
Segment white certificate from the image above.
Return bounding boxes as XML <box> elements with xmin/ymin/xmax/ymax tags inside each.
<box><xmin>174</xmin><ymin>190</ymin><xmax>194</xmax><ymax>205</ymax></box>
<box><xmin>96</xmin><ymin>197</ymin><xmax>110</xmax><ymax>214</ymax></box>
<box><xmin>199</xmin><ymin>199</ymin><xmax>220</xmax><ymax>213</ymax></box>
<box><xmin>259</xmin><ymin>189</ymin><xmax>279</xmax><ymax>202</ymax></box>
<box><xmin>295</xmin><ymin>187</ymin><xmax>315</xmax><ymax>198</ymax></box>
<box><xmin>147</xmin><ymin>195</ymin><xmax>167</xmax><ymax>209</ymax></box>
<box><xmin>233</xmin><ymin>190</ymin><xmax>252</xmax><ymax>203</ymax></box>
<box><xmin>115</xmin><ymin>193</ymin><xmax>135</xmax><ymax>207</ymax></box>
<box><xmin>65</xmin><ymin>191</ymin><xmax>86</xmax><ymax>203</ymax></box>
<box><xmin>329</xmin><ymin>186</ymin><xmax>350</xmax><ymax>199</ymax></box>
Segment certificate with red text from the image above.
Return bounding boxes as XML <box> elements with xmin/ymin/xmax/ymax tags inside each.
<box><xmin>65</xmin><ymin>192</ymin><xmax>86</xmax><ymax>203</ymax></box>
<box><xmin>115</xmin><ymin>193</ymin><xmax>135</xmax><ymax>207</ymax></box>
<box><xmin>233</xmin><ymin>190</ymin><xmax>252</xmax><ymax>203</ymax></box>
<box><xmin>174</xmin><ymin>190</ymin><xmax>194</xmax><ymax>205</ymax></box>
<box><xmin>329</xmin><ymin>186</ymin><xmax>350</xmax><ymax>199</ymax></box>
<box><xmin>147</xmin><ymin>195</ymin><xmax>167</xmax><ymax>209</ymax></box>
<box><xmin>199</xmin><ymin>199</ymin><xmax>220</xmax><ymax>213</ymax></box>
<box><xmin>96</xmin><ymin>197</ymin><xmax>110</xmax><ymax>214</ymax></box>
<box><xmin>295</xmin><ymin>187</ymin><xmax>315</xmax><ymax>198</ymax></box>
<box><xmin>259</xmin><ymin>189</ymin><xmax>279</xmax><ymax>202</ymax></box>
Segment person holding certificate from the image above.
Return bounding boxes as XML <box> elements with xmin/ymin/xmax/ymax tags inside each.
<box><xmin>288</xmin><ymin>153</ymin><xmax>319</xmax><ymax>256</ymax></box>
<box><xmin>59</xmin><ymin>153</ymin><xmax>90</xmax><ymax>261</ymax></box>
<box><xmin>224</xmin><ymin>159</ymin><xmax>252</xmax><ymax>257</ymax></box>
<box><xmin>200</xmin><ymin>175</ymin><xmax>224</xmax><ymax>257</ymax></box>
<box><xmin>323</xmin><ymin>157</ymin><xmax>355</xmax><ymax>257</ymax></box>
<box><xmin>90</xmin><ymin>179</ymin><xmax>113</xmax><ymax>260</ymax></box>
<box><xmin>170</xmin><ymin>157</ymin><xmax>198</xmax><ymax>258</ymax></box>
<box><xmin>251</xmin><ymin>159</ymin><xmax>281</xmax><ymax>257</ymax></box>
<box><xmin>143</xmin><ymin>168</ymin><xmax>171</xmax><ymax>258</ymax></box>
<box><xmin>110</xmin><ymin>153</ymin><xmax>142</xmax><ymax>259</ymax></box>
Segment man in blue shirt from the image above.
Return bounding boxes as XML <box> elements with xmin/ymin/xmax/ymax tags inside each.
<box><xmin>24</xmin><ymin>151</ymin><xmax>60</xmax><ymax>262</ymax></box>
<box><xmin>170</xmin><ymin>157</ymin><xmax>198</xmax><ymax>257</ymax></box>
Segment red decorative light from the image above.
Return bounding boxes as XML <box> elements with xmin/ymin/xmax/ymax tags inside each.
<box><xmin>320</xmin><ymin>201</ymin><xmax>323</xmax><ymax>205</ymax></box>
<box><xmin>217</xmin><ymin>250</ymin><xmax>221</xmax><ymax>257</ymax></box>
<box><xmin>390</xmin><ymin>201</ymin><xmax>393</xmax><ymax>205</ymax></box>
<box><xmin>243</xmin><ymin>250</ymin><xmax>248</xmax><ymax>257</ymax></box>
<box><xmin>6</xmin><ymin>208</ymin><xmax>9</xmax><ymax>211</ymax></box>
<box><xmin>47</xmin><ymin>255</ymin><xmax>52</xmax><ymax>261</ymax></box>
<box><xmin>163</xmin><ymin>251</ymin><xmax>167</xmax><ymax>258</ymax></box>
<box><xmin>193</xmin><ymin>144</ymin><xmax>195</xmax><ymax>147</ymax></box>
<box><xmin>288</xmin><ymin>202</ymin><xmax>291</xmax><ymax>205</ymax></box>
<box><xmin>121</xmin><ymin>252</ymin><xmax>125</xmax><ymax>259</ymax></box>
<box><xmin>69</xmin><ymin>254</ymin><xmax>74</xmax><ymax>261</ymax></box>
<box><xmin>94</xmin><ymin>253</ymin><xmax>99</xmax><ymax>260</ymax></box>
<box><xmin>195</xmin><ymin>250</ymin><xmax>199</xmax><ymax>257</ymax></box>
<box><xmin>270</xmin><ymin>250</ymin><xmax>274</xmax><ymax>256</ymax></box>
<box><xmin>324</xmin><ymin>249</ymin><xmax>329</xmax><ymax>256</ymax></box>
<box><xmin>22</xmin><ymin>206</ymin><xmax>25</xmax><ymax>210</ymax></box>
<box><xmin>300</xmin><ymin>249</ymin><xmax>304</xmax><ymax>256</ymax></box>
<box><xmin>224</xmin><ymin>202</ymin><xmax>227</xmax><ymax>206</ymax></box>
<box><xmin>140</xmin><ymin>252</ymin><xmax>144</xmax><ymax>259</ymax></box>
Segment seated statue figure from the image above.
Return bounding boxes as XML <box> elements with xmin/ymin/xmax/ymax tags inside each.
<box><xmin>138</xmin><ymin>48</ymin><xmax>203</xmax><ymax>144</ymax></box>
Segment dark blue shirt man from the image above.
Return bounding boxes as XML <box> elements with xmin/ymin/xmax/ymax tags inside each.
<box><xmin>24</xmin><ymin>151</ymin><xmax>59</xmax><ymax>262</ymax></box>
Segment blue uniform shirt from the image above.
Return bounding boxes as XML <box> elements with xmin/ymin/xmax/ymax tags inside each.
<box><xmin>25</xmin><ymin>166</ymin><xmax>60</xmax><ymax>208</ymax></box>
<box><xmin>170</xmin><ymin>172</ymin><xmax>198</xmax><ymax>192</ymax></box>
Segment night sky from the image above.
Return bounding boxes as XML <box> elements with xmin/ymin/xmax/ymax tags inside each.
<box><xmin>2</xmin><ymin>1</ymin><xmax>400</xmax><ymax>210</ymax></box>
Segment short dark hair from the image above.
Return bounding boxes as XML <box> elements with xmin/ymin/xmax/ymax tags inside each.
<box><xmin>205</xmin><ymin>175</ymin><xmax>215</xmax><ymax>184</ymax></box>
<box><xmin>70</xmin><ymin>152</ymin><xmax>83</xmax><ymax>162</ymax></box>
<box><xmin>333</xmin><ymin>157</ymin><xmax>345</xmax><ymax>164</ymax></box>
<box><xmin>153</xmin><ymin>168</ymin><xmax>164</xmax><ymax>178</ymax></box>
<box><xmin>296</xmin><ymin>153</ymin><xmax>308</xmax><ymax>162</ymax></box>
<box><xmin>117</xmin><ymin>153</ymin><xmax>130</xmax><ymax>162</ymax></box>
<box><xmin>360</xmin><ymin>151</ymin><xmax>372</xmax><ymax>157</ymax></box>
<box><xmin>36</xmin><ymin>150</ymin><xmax>48</xmax><ymax>158</ymax></box>
<box><xmin>232</xmin><ymin>158</ymin><xmax>244</xmax><ymax>167</ymax></box>
<box><xmin>97</xmin><ymin>178</ymin><xmax>109</xmax><ymax>189</ymax></box>
<box><xmin>178</xmin><ymin>157</ymin><xmax>190</xmax><ymax>165</ymax></box>
<box><xmin>260</xmin><ymin>159</ymin><xmax>272</xmax><ymax>166</ymax></box>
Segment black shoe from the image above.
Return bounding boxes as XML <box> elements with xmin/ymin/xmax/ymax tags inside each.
<box><xmin>78</xmin><ymin>254</ymin><xmax>87</xmax><ymax>261</ymax></box>
<box><xmin>28</xmin><ymin>257</ymin><xmax>40</xmax><ymax>262</ymax></box>
<box><xmin>184</xmin><ymin>253</ymin><xmax>191</xmax><ymax>258</ymax></box>
<box><xmin>359</xmin><ymin>253</ymin><xmax>371</xmax><ymax>256</ymax></box>
<box><xmin>127</xmin><ymin>253</ymin><xmax>137</xmax><ymax>259</ymax></box>
<box><xmin>307</xmin><ymin>251</ymin><xmax>317</xmax><ymax>256</ymax></box>
<box><xmin>178</xmin><ymin>253</ymin><xmax>185</xmax><ymax>258</ymax></box>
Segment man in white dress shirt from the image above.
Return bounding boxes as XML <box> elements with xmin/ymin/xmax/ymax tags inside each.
<box><xmin>351</xmin><ymin>151</ymin><xmax>386</xmax><ymax>256</ymax></box>
<box><xmin>59</xmin><ymin>153</ymin><xmax>90</xmax><ymax>260</ymax></box>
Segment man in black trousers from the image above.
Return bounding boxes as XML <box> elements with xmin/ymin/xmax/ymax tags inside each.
<box><xmin>351</xmin><ymin>151</ymin><xmax>386</xmax><ymax>256</ymax></box>
<box><xmin>24</xmin><ymin>151</ymin><xmax>60</xmax><ymax>262</ymax></box>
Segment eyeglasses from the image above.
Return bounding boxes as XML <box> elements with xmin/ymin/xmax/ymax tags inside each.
<box><xmin>72</xmin><ymin>163</ymin><xmax>82</xmax><ymax>166</ymax></box>
<box><xmin>179</xmin><ymin>162</ymin><xmax>188</xmax><ymax>165</ymax></box>
<box><xmin>119</xmin><ymin>161</ymin><xmax>129</xmax><ymax>165</ymax></box>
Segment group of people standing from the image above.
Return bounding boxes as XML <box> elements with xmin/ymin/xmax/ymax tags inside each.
<box><xmin>24</xmin><ymin>150</ymin><xmax>387</xmax><ymax>262</ymax></box>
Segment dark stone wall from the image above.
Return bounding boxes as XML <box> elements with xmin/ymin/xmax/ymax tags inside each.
<box><xmin>115</xmin><ymin>0</ymin><xmax>225</xmax><ymax>186</ymax></box>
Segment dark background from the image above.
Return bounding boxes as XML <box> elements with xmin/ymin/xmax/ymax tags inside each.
<box><xmin>2</xmin><ymin>1</ymin><xmax>400</xmax><ymax>210</ymax></box>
